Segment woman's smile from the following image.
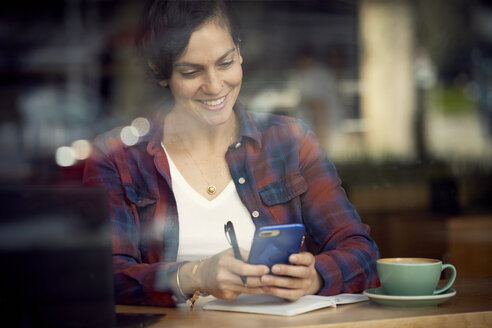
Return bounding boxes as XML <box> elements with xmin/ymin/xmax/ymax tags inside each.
<box><xmin>198</xmin><ymin>93</ymin><xmax>229</xmax><ymax>111</ymax></box>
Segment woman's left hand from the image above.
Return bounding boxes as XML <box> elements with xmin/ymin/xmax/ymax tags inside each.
<box><xmin>260</xmin><ymin>252</ymin><xmax>322</xmax><ymax>301</ymax></box>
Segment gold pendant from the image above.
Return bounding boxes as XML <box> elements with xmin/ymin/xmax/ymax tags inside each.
<box><xmin>207</xmin><ymin>185</ymin><xmax>217</xmax><ymax>195</ymax></box>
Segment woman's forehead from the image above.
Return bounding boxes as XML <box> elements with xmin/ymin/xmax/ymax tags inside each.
<box><xmin>175</xmin><ymin>20</ymin><xmax>236</xmax><ymax>65</ymax></box>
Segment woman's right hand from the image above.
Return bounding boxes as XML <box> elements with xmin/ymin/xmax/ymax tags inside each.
<box><xmin>183</xmin><ymin>248</ymin><xmax>270</xmax><ymax>300</ymax></box>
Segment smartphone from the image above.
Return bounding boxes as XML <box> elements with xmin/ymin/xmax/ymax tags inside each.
<box><xmin>248</xmin><ymin>223</ymin><xmax>305</xmax><ymax>268</ymax></box>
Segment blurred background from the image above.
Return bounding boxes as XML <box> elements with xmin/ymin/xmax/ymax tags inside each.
<box><xmin>1</xmin><ymin>0</ymin><xmax>491</xmax><ymax>279</ymax></box>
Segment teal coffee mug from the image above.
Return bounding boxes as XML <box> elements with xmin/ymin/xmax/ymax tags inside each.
<box><xmin>377</xmin><ymin>258</ymin><xmax>457</xmax><ymax>296</ymax></box>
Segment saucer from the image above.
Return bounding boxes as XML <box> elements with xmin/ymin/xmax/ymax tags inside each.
<box><xmin>363</xmin><ymin>288</ymin><xmax>456</xmax><ymax>307</ymax></box>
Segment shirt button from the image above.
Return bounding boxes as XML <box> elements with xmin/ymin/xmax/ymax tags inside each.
<box><xmin>235</xmin><ymin>142</ymin><xmax>241</xmax><ymax>148</ymax></box>
<box><xmin>238</xmin><ymin>177</ymin><xmax>246</xmax><ymax>184</ymax></box>
<box><xmin>252</xmin><ymin>210</ymin><xmax>259</xmax><ymax>218</ymax></box>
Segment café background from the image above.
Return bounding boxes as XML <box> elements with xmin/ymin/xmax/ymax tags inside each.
<box><xmin>1</xmin><ymin>0</ymin><xmax>491</xmax><ymax>279</ymax></box>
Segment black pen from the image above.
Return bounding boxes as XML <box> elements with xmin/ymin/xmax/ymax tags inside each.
<box><xmin>224</xmin><ymin>221</ymin><xmax>247</xmax><ymax>284</ymax></box>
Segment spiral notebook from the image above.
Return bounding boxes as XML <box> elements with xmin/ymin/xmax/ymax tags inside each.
<box><xmin>203</xmin><ymin>293</ymin><xmax>368</xmax><ymax>316</ymax></box>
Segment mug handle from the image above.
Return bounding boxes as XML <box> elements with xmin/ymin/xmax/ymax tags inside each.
<box><xmin>433</xmin><ymin>264</ymin><xmax>457</xmax><ymax>295</ymax></box>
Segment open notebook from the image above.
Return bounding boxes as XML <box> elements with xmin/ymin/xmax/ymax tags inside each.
<box><xmin>203</xmin><ymin>293</ymin><xmax>368</xmax><ymax>316</ymax></box>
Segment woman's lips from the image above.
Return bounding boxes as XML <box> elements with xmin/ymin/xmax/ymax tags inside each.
<box><xmin>198</xmin><ymin>94</ymin><xmax>228</xmax><ymax>111</ymax></box>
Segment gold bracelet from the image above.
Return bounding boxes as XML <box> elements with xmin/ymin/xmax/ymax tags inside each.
<box><xmin>191</xmin><ymin>261</ymin><xmax>199</xmax><ymax>278</ymax></box>
<box><xmin>187</xmin><ymin>258</ymin><xmax>209</xmax><ymax>311</ymax></box>
<box><xmin>188</xmin><ymin>290</ymin><xmax>201</xmax><ymax>311</ymax></box>
<box><xmin>176</xmin><ymin>263</ymin><xmax>188</xmax><ymax>300</ymax></box>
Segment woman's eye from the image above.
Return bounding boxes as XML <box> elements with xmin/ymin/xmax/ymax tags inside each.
<box><xmin>180</xmin><ymin>71</ymin><xmax>198</xmax><ymax>78</ymax></box>
<box><xmin>220</xmin><ymin>60</ymin><xmax>234</xmax><ymax>68</ymax></box>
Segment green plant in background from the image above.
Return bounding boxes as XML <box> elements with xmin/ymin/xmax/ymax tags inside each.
<box><xmin>427</xmin><ymin>85</ymin><xmax>477</xmax><ymax>115</ymax></box>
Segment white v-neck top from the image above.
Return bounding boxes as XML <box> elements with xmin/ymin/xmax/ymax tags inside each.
<box><xmin>162</xmin><ymin>145</ymin><xmax>255</xmax><ymax>262</ymax></box>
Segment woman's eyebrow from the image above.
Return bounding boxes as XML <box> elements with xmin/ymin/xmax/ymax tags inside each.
<box><xmin>217</xmin><ymin>48</ymin><xmax>237</xmax><ymax>62</ymax></box>
<box><xmin>174</xmin><ymin>48</ymin><xmax>236</xmax><ymax>69</ymax></box>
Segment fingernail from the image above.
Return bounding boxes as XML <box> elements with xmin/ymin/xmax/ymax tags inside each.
<box><xmin>290</xmin><ymin>255</ymin><xmax>297</xmax><ymax>262</ymax></box>
<box><xmin>262</xmin><ymin>276</ymin><xmax>271</xmax><ymax>283</ymax></box>
<box><xmin>264</xmin><ymin>267</ymin><xmax>270</xmax><ymax>274</ymax></box>
<box><xmin>272</xmin><ymin>266</ymin><xmax>281</xmax><ymax>273</ymax></box>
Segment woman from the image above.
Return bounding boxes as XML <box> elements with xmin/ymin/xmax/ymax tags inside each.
<box><xmin>83</xmin><ymin>0</ymin><xmax>379</xmax><ymax>307</ymax></box>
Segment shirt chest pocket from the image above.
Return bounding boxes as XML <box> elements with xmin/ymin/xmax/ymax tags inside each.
<box><xmin>258</xmin><ymin>171</ymin><xmax>308</xmax><ymax>205</ymax></box>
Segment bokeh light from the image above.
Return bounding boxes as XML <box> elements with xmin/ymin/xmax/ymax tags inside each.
<box><xmin>131</xmin><ymin>117</ymin><xmax>151</xmax><ymax>137</ymax></box>
<box><xmin>71</xmin><ymin>139</ymin><xmax>92</xmax><ymax>160</ymax></box>
<box><xmin>120</xmin><ymin>126</ymin><xmax>139</xmax><ymax>146</ymax></box>
<box><xmin>55</xmin><ymin>146</ymin><xmax>76</xmax><ymax>167</ymax></box>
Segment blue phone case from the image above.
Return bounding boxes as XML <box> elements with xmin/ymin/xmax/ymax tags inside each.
<box><xmin>247</xmin><ymin>224</ymin><xmax>305</xmax><ymax>268</ymax></box>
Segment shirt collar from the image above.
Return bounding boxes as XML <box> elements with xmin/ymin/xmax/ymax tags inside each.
<box><xmin>146</xmin><ymin>111</ymin><xmax>165</xmax><ymax>156</ymax></box>
<box><xmin>235</xmin><ymin>101</ymin><xmax>262</xmax><ymax>149</ymax></box>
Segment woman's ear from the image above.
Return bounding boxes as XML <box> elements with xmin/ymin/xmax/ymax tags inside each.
<box><xmin>147</xmin><ymin>60</ymin><xmax>158</xmax><ymax>73</ymax></box>
<box><xmin>237</xmin><ymin>47</ymin><xmax>243</xmax><ymax>65</ymax></box>
<box><xmin>148</xmin><ymin>60</ymin><xmax>169</xmax><ymax>87</ymax></box>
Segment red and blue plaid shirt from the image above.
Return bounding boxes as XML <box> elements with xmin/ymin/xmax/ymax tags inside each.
<box><xmin>83</xmin><ymin>103</ymin><xmax>379</xmax><ymax>306</ymax></box>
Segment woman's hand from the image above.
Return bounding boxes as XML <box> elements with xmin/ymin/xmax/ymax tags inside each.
<box><xmin>259</xmin><ymin>252</ymin><xmax>323</xmax><ymax>301</ymax></box>
<box><xmin>186</xmin><ymin>249</ymin><xmax>269</xmax><ymax>300</ymax></box>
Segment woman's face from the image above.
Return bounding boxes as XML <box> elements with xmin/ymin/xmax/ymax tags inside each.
<box><xmin>162</xmin><ymin>20</ymin><xmax>243</xmax><ymax>128</ymax></box>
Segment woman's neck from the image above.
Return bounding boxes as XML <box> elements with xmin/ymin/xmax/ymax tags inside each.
<box><xmin>163</xmin><ymin>110</ymin><xmax>238</xmax><ymax>152</ymax></box>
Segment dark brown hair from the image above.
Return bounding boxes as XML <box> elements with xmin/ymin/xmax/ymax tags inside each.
<box><xmin>135</xmin><ymin>0</ymin><xmax>243</xmax><ymax>82</ymax></box>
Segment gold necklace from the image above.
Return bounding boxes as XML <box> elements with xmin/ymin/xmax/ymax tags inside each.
<box><xmin>172</xmin><ymin>122</ymin><xmax>236</xmax><ymax>196</ymax></box>
<box><xmin>179</xmin><ymin>139</ymin><xmax>217</xmax><ymax>195</ymax></box>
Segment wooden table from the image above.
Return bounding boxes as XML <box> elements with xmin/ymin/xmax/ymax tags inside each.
<box><xmin>116</xmin><ymin>278</ymin><xmax>492</xmax><ymax>327</ymax></box>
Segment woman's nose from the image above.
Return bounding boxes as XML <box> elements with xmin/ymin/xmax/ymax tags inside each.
<box><xmin>202</xmin><ymin>70</ymin><xmax>223</xmax><ymax>95</ymax></box>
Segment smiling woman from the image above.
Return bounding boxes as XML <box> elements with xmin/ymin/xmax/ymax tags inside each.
<box><xmin>163</xmin><ymin>22</ymin><xmax>243</xmax><ymax>128</ymax></box>
<box><xmin>83</xmin><ymin>0</ymin><xmax>380</xmax><ymax>308</ymax></box>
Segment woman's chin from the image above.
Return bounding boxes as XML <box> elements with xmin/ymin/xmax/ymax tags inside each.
<box><xmin>202</xmin><ymin>108</ymin><xmax>235</xmax><ymax>127</ymax></box>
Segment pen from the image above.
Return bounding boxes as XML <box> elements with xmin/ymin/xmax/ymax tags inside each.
<box><xmin>224</xmin><ymin>221</ymin><xmax>247</xmax><ymax>284</ymax></box>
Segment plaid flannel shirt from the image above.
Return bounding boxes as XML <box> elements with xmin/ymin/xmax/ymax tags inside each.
<box><xmin>83</xmin><ymin>103</ymin><xmax>379</xmax><ymax>306</ymax></box>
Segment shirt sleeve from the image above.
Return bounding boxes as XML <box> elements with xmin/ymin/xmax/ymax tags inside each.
<box><xmin>83</xmin><ymin>136</ymin><xmax>178</xmax><ymax>306</ymax></box>
<box><xmin>297</xmin><ymin>121</ymin><xmax>380</xmax><ymax>295</ymax></box>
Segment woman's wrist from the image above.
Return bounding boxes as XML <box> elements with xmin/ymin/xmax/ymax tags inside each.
<box><xmin>175</xmin><ymin>259</ymin><xmax>207</xmax><ymax>295</ymax></box>
<box><xmin>175</xmin><ymin>261</ymin><xmax>194</xmax><ymax>295</ymax></box>
<box><xmin>191</xmin><ymin>258</ymin><xmax>207</xmax><ymax>292</ymax></box>
<box><xmin>176</xmin><ymin>263</ymin><xmax>189</xmax><ymax>298</ymax></box>
<box><xmin>309</xmin><ymin>271</ymin><xmax>323</xmax><ymax>295</ymax></box>
<box><xmin>173</xmin><ymin>259</ymin><xmax>209</xmax><ymax>309</ymax></box>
